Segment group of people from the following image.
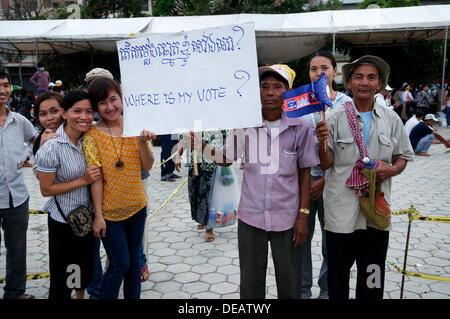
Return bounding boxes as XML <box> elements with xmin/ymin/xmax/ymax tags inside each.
<box><xmin>1</xmin><ymin>67</ymin><xmax>154</xmax><ymax>300</ymax></box>
<box><xmin>181</xmin><ymin>52</ymin><xmax>415</xmax><ymax>300</ymax></box>
<box><xmin>390</xmin><ymin>81</ymin><xmax>449</xmax><ymax>122</ymax></box>
<box><xmin>0</xmin><ymin>48</ymin><xmax>447</xmax><ymax>301</ymax></box>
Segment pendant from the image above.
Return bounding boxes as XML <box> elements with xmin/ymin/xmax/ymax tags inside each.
<box><xmin>115</xmin><ymin>160</ymin><xmax>124</xmax><ymax>169</ymax></box>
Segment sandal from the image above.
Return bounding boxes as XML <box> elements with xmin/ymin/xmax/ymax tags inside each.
<box><xmin>197</xmin><ymin>225</ymin><xmax>206</xmax><ymax>230</ymax></box>
<box><xmin>141</xmin><ymin>264</ymin><xmax>149</xmax><ymax>282</ymax></box>
<box><xmin>205</xmin><ymin>231</ymin><xmax>215</xmax><ymax>242</ymax></box>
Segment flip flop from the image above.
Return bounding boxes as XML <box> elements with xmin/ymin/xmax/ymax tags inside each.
<box><xmin>18</xmin><ymin>294</ymin><xmax>36</xmax><ymax>299</ymax></box>
<box><xmin>197</xmin><ymin>225</ymin><xmax>206</xmax><ymax>230</ymax></box>
<box><xmin>141</xmin><ymin>264</ymin><xmax>149</xmax><ymax>282</ymax></box>
<box><xmin>205</xmin><ymin>231</ymin><xmax>215</xmax><ymax>242</ymax></box>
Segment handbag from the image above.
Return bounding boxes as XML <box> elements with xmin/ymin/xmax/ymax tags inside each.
<box><xmin>54</xmin><ymin>196</ymin><xmax>94</xmax><ymax>237</ymax></box>
<box><xmin>343</xmin><ymin>101</ymin><xmax>391</xmax><ymax>230</ymax></box>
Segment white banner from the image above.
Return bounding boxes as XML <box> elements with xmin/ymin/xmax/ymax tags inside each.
<box><xmin>117</xmin><ymin>23</ymin><xmax>262</xmax><ymax>136</ymax></box>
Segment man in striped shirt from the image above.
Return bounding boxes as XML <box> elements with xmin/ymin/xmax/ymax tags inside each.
<box><xmin>0</xmin><ymin>71</ymin><xmax>38</xmax><ymax>299</ymax></box>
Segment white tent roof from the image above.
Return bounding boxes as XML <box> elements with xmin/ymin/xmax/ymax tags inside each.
<box><xmin>0</xmin><ymin>5</ymin><xmax>448</xmax><ymax>63</ymax></box>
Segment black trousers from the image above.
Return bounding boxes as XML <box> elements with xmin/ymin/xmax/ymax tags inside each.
<box><xmin>48</xmin><ymin>215</ymin><xmax>95</xmax><ymax>299</ymax></box>
<box><xmin>326</xmin><ymin>227</ymin><xmax>389</xmax><ymax>300</ymax></box>
<box><xmin>238</xmin><ymin>220</ymin><xmax>302</xmax><ymax>299</ymax></box>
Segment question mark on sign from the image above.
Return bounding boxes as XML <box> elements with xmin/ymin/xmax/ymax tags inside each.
<box><xmin>232</xmin><ymin>25</ymin><xmax>244</xmax><ymax>50</ymax></box>
<box><xmin>234</xmin><ymin>70</ymin><xmax>250</xmax><ymax>97</ymax></box>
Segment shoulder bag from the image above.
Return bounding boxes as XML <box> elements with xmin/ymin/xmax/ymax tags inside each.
<box><xmin>54</xmin><ymin>196</ymin><xmax>94</xmax><ymax>237</ymax></box>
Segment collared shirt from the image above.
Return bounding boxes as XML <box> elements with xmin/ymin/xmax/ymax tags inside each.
<box><xmin>0</xmin><ymin>110</ymin><xmax>38</xmax><ymax>208</ymax></box>
<box><xmin>36</xmin><ymin>124</ymin><xmax>91</xmax><ymax>223</ymax></box>
<box><xmin>324</xmin><ymin>101</ymin><xmax>415</xmax><ymax>233</ymax></box>
<box><xmin>222</xmin><ymin>111</ymin><xmax>320</xmax><ymax>232</ymax></box>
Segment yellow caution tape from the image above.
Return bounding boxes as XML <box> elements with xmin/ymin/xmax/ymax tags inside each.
<box><xmin>411</xmin><ymin>215</ymin><xmax>450</xmax><ymax>223</ymax></box>
<box><xmin>0</xmin><ymin>272</ymin><xmax>50</xmax><ymax>284</ymax></box>
<box><xmin>148</xmin><ymin>151</ymin><xmax>178</xmax><ymax>174</ymax></box>
<box><xmin>391</xmin><ymin>205</ymin><xmax>419</xmax><ymax>216</ymax></box>
<box><xmin>390</xmin><ymin>205</ymin><xmax>449</xmax><ymax>223</ymax></box>
<box><xmin>29</xmin><ymin>210</ymin><xmax>47</xmax><ymax>215</ymax></box>
<box><xmin>386</xmin><ymin>258</ymin><xmax>450</xmax><ymax>283</ymax></box>
<box><xmin>149</xmin><ymin>176</ymin><xmax>188</xmax><ymax>220</ymax></box>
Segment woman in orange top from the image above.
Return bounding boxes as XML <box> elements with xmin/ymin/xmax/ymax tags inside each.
<box><xmin>83</xmin><ymin>77</ymin><xmax>155</xmax><ymax>299</ymax></box>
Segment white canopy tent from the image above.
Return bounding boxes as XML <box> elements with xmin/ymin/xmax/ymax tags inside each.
<box><xmin>0</xmin><ymin>5</ymin><xmax>449</xmax><ymax>96</ymax></box>
<box><xmin>0</xmin><ymin>5</ymin><xmax>448</xmax><ymax>63</ymax></box>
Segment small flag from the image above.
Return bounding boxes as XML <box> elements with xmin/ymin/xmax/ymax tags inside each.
<box><xmin>282</xmin><ymin>72</ymin><xmax>333</xmax><ymax>118</ymax></box>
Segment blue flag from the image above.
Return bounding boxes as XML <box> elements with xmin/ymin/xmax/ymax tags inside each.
<box><xmin>282</xmin><ymin>72</ymin><xmax>333</xmax><ymax>118</ymax></box>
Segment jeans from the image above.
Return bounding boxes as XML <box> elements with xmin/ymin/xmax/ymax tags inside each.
<box><xmin>100</xmin><ymin>207</ymin><xmax>147</xmax><ymax>299</ymax></box>
<box><xmin>0</xmin><ymin>196</ymin><xmax>29</xmax><ymax>299</ymax></box>
<box><xmin>414</xmin><ymin>133</ymin><xmax>434</xmax><ymax>154</ymax></box>
<box><xmin>160</xmin><ymin>134</ymin><xmax>178</xmax><ymax>179</ymax></box>
<box><xmin>86</xmin><ymin>238</ymin><xmax>103</xmax><ymax>299</ymax></box>
<box><xmin>301</xmin><ymin>193</ymin><xmax>328</xmax><ymax>298</ymax></box>
<box><xmin>238</xmin><ymin>220</ymin><xmax>303</xmax><ymax>299</ymax></box>
<box><xmin>326</xmin><ymin>227</ymin><xmax>389</xmax><ymax>300</ymax></box>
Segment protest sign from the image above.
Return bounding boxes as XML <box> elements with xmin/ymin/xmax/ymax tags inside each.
<box><xmin>116</xmin><ymin>23</ymin><xmax>262</xmax><ymax>136</ymax></box>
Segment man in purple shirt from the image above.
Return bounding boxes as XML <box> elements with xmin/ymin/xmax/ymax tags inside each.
<box><xmin>30</xmin><ymin>62</ymin><xmax>51</xmax><ymax>96</ymax></box>
<box><xmin>185</xmin><ymin>64</ymin><xmax>319</xmax><ymax>299</ymax></box>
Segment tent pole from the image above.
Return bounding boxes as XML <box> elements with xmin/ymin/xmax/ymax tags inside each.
<box><xmin>19</xmin><ymin>53</ymin><xmax>23</xmax><ymax>87</ymax></box>
<box><xmin>35</xmin><ymin>38</ymin><xmax>39</xmax><ymax>68</ymax></box>
<box><xmin>332</xmin><ymin>33</ymin><xmax>336</xmax><ymax>56</ymax></box>
<box><xmin>440</xmin><ymin>25</ymin><xmax>448</xmax><ymax>109</ymax></box>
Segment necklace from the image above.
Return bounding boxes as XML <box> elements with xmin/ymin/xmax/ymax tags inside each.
<box><xmin>105</xmin><ymin>124</ymin><xmax>124</xmax><ymax>170</ymax></box>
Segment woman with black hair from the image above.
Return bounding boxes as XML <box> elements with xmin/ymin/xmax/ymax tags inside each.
<box><xmin>35</xmin><ymin>90</ymin><xmax>101</xmax><ymax>299</ymax></box>
<box><xmin>300</xmin><ymin>50</ymin><xmax>352</xmax><ymax>300</ymax></box>
<box><xmin>84</xmin><ymin>77</ymin><xmax>155</xmax><ymax>299</ymax></box>
<box><xmin>32</xmin><ymin>92</ymin><xmax>64</xmax><ymax>157</ymax></box>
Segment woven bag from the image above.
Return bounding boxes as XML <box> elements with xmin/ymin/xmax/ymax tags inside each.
<box><xmin>359</xmin><ymin>168</ymin><xmax>391</xmax><ymax>230</ymax></box>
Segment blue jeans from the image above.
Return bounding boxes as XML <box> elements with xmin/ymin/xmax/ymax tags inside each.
<box><xmin>301</xmin><ymin>192</ymin><xmax>328</xmax><ymax>298</ymax></box>
<box><xmin>86</xmin><ymin>238</ymin><xmax>102</xmax><ymax>299</ymax></box>
<box><xmin>414</xmin><ymin>133</ymin><xmax>434</xmax><ymax>154</ymax></box>
<box><xmin>100</xmin><ymin>207</ymin><xmax>147</xmax><ymax>299</ymax></box>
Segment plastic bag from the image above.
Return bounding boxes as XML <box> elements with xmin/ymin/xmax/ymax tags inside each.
<box><xmin>207</xmin><ymin>165</ymin><xmax>240</xmax><ymax>229</ymax></box>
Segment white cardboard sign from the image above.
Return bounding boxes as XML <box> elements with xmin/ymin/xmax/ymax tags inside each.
<box><xmin>116</xmin><ymin>23</ymin><xmax>262</xmax><ymax>136</ymax></box>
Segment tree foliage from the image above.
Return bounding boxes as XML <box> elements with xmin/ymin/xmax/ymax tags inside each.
<box><xmin>82</xmin><ymin>0</ymin><xmax>144</xmax><ymax>18</ymax></box>
<box><xmin>350</xmin><ymin>41</ymin><xmax>447</xmax><ymax>88</ymax></box>
<box><xmin>5</xmin><ymin>0</ymin><xmax>47</xmax><ymax>20</ymax></box>
<box><xmin>358</xmin><ymin>0</ymin><xmax>420</xmax><ymax>9</ymax></box>
<box><xmin>40</xmin><ymin>52</ymin><xmax>120</xmax><ymax>90</ymax></box>
<box><xmin>153</xmin><ymin>0</ymin><xmax>311</xmax><ymax>16</ymax></box>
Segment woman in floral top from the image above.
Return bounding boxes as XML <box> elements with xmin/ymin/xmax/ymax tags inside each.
<box><xmin>176</xmin><ymin>130</ymin><xmax>227</xmax><ymax>242</ymax></box>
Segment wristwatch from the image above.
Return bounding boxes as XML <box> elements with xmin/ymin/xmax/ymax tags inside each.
<box><xmin>299</xmin><ymin>208</ymin><xmax>310</xmax><ymax>216</ymax></box>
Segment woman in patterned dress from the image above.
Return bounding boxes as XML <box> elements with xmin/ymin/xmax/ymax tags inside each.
<box><xmin>175</xmin><ymin>130</ymin><xmax>227</xmax><ymax>242</ymax></box>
